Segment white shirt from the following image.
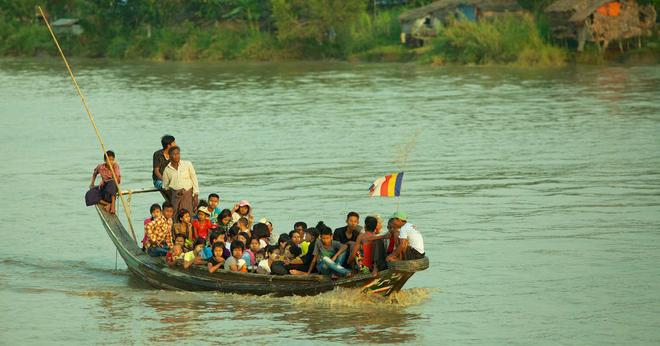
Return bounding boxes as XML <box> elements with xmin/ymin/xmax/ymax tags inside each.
<box><xmin>399</xmin><ymin>222</ymin><xmax>424</xmax><ymax>254</ymax></box>
<box><xmin>224</xmin><ymin>256</ymin><xmax>246</xmax><ymax>271</ymax></box>
<box><xmin>257</xmin><ymin>259</ymin><xmax>271</xmax><ymax>274</ymax></box>
<box><xmin>162</xmin><ymin>160</ymin><xmax>199</xmax><ymax>195</ymax></box>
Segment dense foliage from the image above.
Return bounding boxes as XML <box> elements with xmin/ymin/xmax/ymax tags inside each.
<box><xmin>0</xmin><ymin>0</ymin><xmax>655</xmax><ymax>64</ymax></box>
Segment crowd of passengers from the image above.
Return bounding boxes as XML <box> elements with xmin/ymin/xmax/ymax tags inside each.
<box><xmin>86</xmin><ymin>135</ymin><xmax>425</xmax><ymax>278</ymax></box>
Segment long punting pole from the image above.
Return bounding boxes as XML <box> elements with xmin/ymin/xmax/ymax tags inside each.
<box><xmin>38</xmin><ymin>6</ymin><xmax>139</xmax><ymax>244</ymax></box>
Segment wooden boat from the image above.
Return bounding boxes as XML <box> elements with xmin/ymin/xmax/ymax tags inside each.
<box><xmin>96</xmin><ymin>193</ymin><xmax>429</xmax><ymax>296</ymax></box>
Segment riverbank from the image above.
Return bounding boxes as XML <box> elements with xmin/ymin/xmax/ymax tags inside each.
<box><xmin>1</xmin><ymin>2</ymin><xmax>657</xmax><ymax>66</ymax></box>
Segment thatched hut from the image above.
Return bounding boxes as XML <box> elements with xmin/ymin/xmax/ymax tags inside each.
<box><xmin>399</xmin><ymin>0</ymin><xmax>524</xmax><ymax>46</ymax></box>
<box><xmin>545</xmin><ymin>0</ymin><xmax>656</xmax><ymax>51</ymax></box>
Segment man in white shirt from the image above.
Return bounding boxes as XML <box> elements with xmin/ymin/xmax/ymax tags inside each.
<box><xmin>387</xmin><ymin>211</ymin><xmax>425</xmax><ymax>261</ymax></box>
<box><xmin>162</xmin><ymin>146</ymin><xmax>199</xmax><ymax>218</ymax></box>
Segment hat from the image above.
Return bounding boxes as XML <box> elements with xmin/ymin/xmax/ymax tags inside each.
<box><xmin>259</xmin><ymin>217</ymin><xmax>272</xmax><ymax>226</ymax></box>
<box><xmin>391</xmin><ymin>211</ymin><xmax>407</xmax><ymax>221</ymax></box>
<box><xmin>238</xmin><ymin>200</ymin><xmax>251</xmax><ymax>207</ymax></box>
<box><xmin>197</xmin><ymin>208</ymin><xmax>211</xmax><ymax>216</ymax></box>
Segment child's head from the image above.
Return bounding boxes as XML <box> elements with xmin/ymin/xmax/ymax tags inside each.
<box><xmin>252</xmin><ymin>223</ymin><xmax>269</xmax><ymax>241</ymax></box>
<box><xmin>268</xmin><ymin>247</ymin><xmax>280</xmax><ymax>261</ymax></box>
<box><xmin>305</xmin><ymin>227</ymin><xmax>319</xmax><ymax>243</ymax></box>
<box><xmin>237</xmin><ymin>217</ymin><xmax>248</xmax><ymax>230</ymax></box>
<box><xmin>149</xmin><ymin>203</ymin><xmax>162</xmax><ymax>219</ymax></box>
<box><xmin>172</xmin><ymin>244</ymin><xmax>183</xmax><ymax>257</ymax></box>
<box><xmin>174</xmin><ymin>234</ymin><xmax>185</xmax><ymax>247</ymax></box>
<box><xmin>178</xmin><ymin>209</ymin><xmax>190</xmax><ymax>223</ymax></box>
<box><xmin>197</xmin><ymin>199</ymin><xmax>208</xmax><ymax>210</ymax></box>
<box><xmin>277</xmin><ymin>233</ymin><xmax>290</xmax><ymax>249</ymax></box>
<box><xmin>249</xmin><ymin>238</ymin><xmax>260</xmax><ymax>252</ymax></box>
<box><xmin>237</xmin><ymin>232</ymin><xmax>250</xmax><ymax>246</ymax></box>
<box><xmin>227</xmin><ymin>224</ymin><xmax>239</xmax><ymax>241</ymax></box>
<box><xmin>294</xmin><ymin>221</ymin><xmax>307</xmax><ymax>238</ymax></box>
<box><xmin>193</xmin><ymin>237</ymin><xmax>206</xmax><ymax>254</ymax></box>
<box><xmin>209</xmin><ymin>231</ymin><xmax>224</xmax><ymax>244</ymax></box>
<box><xmin>364</xmin><ymin>216</ymin><xmax>378</xmax><ymax>233</ymax></box>
<box><xmin>212</xmin><ymin>241</ymin><xmax>224</xmax><ymax>259</ymax></box>
<box><xmin>230</xmin><ymin>240</ymin><xmax>245</xmax><ymax>259</ymax></box>
<box><xmin>237</xmin><ymin>200</ymin><xmax>250</xmax><ymax>216</ymax></box>
<box><xmin>197</xmin><ymin>208</ymin><xmax>210</xmax><ymax>222</ymax></box>
<box><xmin>218</xmin><ymin>209</ymin><xmax>232</xmax><ymax>225</ymax></box>
<box><xmin>255</xmin><ymin>249</ymin><xmax>266</xmax><ymax>262</ymax></box>
<box><xmin>162</xmin><ymin>202</ymin><xmax>175</xmax><ymax>219</ymax></box>
<box><xmin>317</xmin><ymin>222</ymin><xmax>333</xmax><ymax>246</ymax></box>
<box><xmin>103</xmin><ymin>150</ymin><xmax>115</xmax><ymax>165</ymax></box>
<box><xmin>288</xmin><ymin>230</ymin><xmax>301</xmax><ymax>245</ymax></box>
<box><xmin>208</xmin><ymin>193</ymin><xmax>220</xmax><ymax>209</ymax></box>
<box><xmin>284</xmin><ymin>241</ymin><xmax>302</xmax><ymax>259</ymax></box>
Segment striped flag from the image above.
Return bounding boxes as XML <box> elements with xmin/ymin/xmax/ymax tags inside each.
<box><xmin>369</xmin><ymin>172</ymin><xmax>404</xmax><ymax>197</ymax></box>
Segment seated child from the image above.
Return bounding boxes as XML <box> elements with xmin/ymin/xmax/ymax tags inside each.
<box><xmin>244</xmin><ymin>238</ymin><xmax>260</xmax><ymax>269</ymax></box>
<box><xmin>277</xmin><ymin>233</ymin><xmax>290</xmax><ymax>254</ymax></box>
<box><xmin>207</xmin><ymin>241</ymin><xmax>226</xmax><ymax>273</ymax></box>
<box><xmin>257</xmin><ymin>247</ymin><xmax>280</xmax><ymax>274</ymax></box>
<box><xmin>225</xmin><ymin>225</ymin><xmax>239</xmax><ymax>250</ymax></box>
<box><xmin>192</xmin><ymin>208</ymin><xmax>212</xmax><ymax>241</ymax></box>
<box><xmin>207</xmin><ymin>193</ymin><xmax>222</xmax><ymax>223</ymax></box>
<box><xmin>174</xmin><ymin>234</ymin><xmax>191</xmax><ymax>252</ymax></box>
<box><xmin>166</xmin><ymin>244</ymin><xmax>184</xmax><ymax>267</ymax></box>
<box><xmin>224</xmin><ymin>240</ymin><xmax>248</xmax><ymax>272</ymax></box>
<box><xmin>288</xmin><ymin>230</ymin><xmax>305</xmax><ymax>255</ymax></box>
<box><xmin>252</xmin><ymin>248</ymin><xmax>266</xmax><ymax>273</ymax></box>
<box><xmin>183</xmin><ymin>237</ymin><xmax>207</xmax><ymax>270</ymax></box>
<box><xmin>202</xmin><ymin>231</ymin><xmax>230</xmax><ymax>260</ymax></box>
<box><xmin>237</xmin><ymin>217</ymin><xmax>252</xmax><ymax>238</ymax></box>
<box><xmin>236</xmin><ymin>232</ymin><xmax>253</xmax><ymax>267</ymax></box>
<box><xmin>173</xmin><ymin>209</ymin><xmax>195</xmax><ymax>249</ymax></box>
<box><xmin>142</xmin><ymin>203</ymin><xmax>161</xmax><ymax>251</ymax></box>
<box><xmin>253</xmin><ymin>223</ymin><xmax>270</xmax><ymax>250</ymax></box>
<box><xmin>282</xmin><ymin>242</ymin><xmax>306</xmax><ymax>275</ymax></box>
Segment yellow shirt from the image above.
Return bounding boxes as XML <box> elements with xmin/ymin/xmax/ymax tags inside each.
<box><xmin>300</xmin><ymin>241</ymin><xmax>310</xmax><ymax>256</ymax></box>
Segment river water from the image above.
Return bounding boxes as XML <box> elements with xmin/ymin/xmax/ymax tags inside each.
<box><xmin>1</xmin><ymin>58</ymin><xmax>659</xmax><ymax>345</ymax></box>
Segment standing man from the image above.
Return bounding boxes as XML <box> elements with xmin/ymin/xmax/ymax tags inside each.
<box><xmin>387</xmin><ymin>211</ymin><xmax>425</xmax><ymax>261</ymax></box>
<box><xmin>152</xmin><ymin>135</ymin><xmax>176</xmax><ymax>189</ymax></box>
<box><xmin>162</xmin><ymin>146</ymin><xmax>199</xmax><ymax>218</ymax></box>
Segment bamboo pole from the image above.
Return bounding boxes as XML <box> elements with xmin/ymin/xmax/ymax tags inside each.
<box><xmin>38</xmin><ymin>6</ymin><xmax>139</xmax><ymax>244</ymax></box>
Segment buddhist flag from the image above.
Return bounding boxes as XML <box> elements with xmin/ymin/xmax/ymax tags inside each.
<box><xmin>369</xmin><ymin>172</ymin><xmax>404</xmax><ymax>197</ymax></box>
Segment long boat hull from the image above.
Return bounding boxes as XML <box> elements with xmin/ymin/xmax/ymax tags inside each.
<box><xmin>96</xmin><ymin>206</ymin><xmax>428</xmax><ymax>296</ymax></box>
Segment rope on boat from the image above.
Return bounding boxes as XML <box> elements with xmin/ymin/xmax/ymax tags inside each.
<box><xmin>38</xmin><ymin>6</ymin><xmax>138</xmax><ymax>244</ymax></box>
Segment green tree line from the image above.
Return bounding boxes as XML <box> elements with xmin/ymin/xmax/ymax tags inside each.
<box><xmin>0</xmin><ymin>0</ymin><xmax>656</xmax><ymax>64</ymax></box>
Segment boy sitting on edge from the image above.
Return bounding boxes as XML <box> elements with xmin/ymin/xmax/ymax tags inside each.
<box><xmin>306</xmin><ymin>223</ymin><xmax>351</xmax><ymax>277</ymax></box>
<box><xmin>183</xmin><ymin>237</ymin><xmax>207</xmax><ymax>270</ymax></box>
<box><xmin>207</xmin><ymin>241</ymin><xmax>226</xmax><ymax>273</ymax></box>
<box><xmin>224</xmin><ymin>240</ymin><xmax>248</xmax><ymax>272</ymax></box>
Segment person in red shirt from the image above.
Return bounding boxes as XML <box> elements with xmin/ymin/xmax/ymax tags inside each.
<box><xmin>192</xmin><ymin>208</ymin><xmax>212</xmax><ymax>242</ymax></box>
<box><xmin>348</xmin><ymin>215</ymin><xmax>394</xmax><ymax>276</ymax></box>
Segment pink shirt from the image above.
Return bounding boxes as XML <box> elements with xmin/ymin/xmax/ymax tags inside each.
<box><xmin>94</xmin><ymin>163</ymin><xmax>120</xmax><ymax>182</ymax></box>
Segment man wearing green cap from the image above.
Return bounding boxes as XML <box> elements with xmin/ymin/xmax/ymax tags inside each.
<box><xmin>387</xmin><ymin>211</ymin><xmax>425</xmax><ymax>261</ymax></box>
